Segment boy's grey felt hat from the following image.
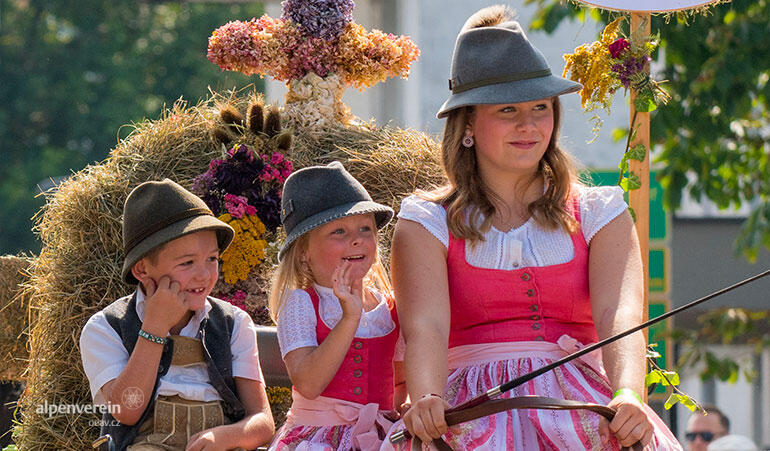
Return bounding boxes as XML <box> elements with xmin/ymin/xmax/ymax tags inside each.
<box><xmin>279</xmin><ymin>161</ymin><xmax>393</xmax><ymax>261</ymax></box>
<box><xmin>437</xmin><ymin>19</ymin><xmax>581</xmax><ymax>118</ymax></box>
<box><xmin>121</xmin><ymin>179</ymin><xmax>234</xmax><ymax>285</ymax></box>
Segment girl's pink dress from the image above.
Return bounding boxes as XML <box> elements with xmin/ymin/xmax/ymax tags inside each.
<box><xmin>270</xmin><ymin>287</ymin><xmax>399</xmax><ymax>451</ymax></box>
<box><xmin>384</xmin><ymin>197</ymin><xmax>682</xmax><ymax>450</ymax></box>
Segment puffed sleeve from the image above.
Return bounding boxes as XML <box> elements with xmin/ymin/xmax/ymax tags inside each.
<box><xmin>579</xmin><ymin>185</ymin><xmax>628</xmax><ymax>244</ymax></box>
<box><xmin>275</xmin><ymin>289</ymin><xmax>318</xmax><ymax>357</ymax></box>
<box><xmin>396</xmin><ymin>194</ymin><xmax>449</xmax><ymax>248</ymax></box>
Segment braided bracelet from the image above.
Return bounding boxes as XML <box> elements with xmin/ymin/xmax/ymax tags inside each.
<box><xmin>138</xmin><ymin>329</ymin><xmax>167</xmax><ymax>345</ymax></box>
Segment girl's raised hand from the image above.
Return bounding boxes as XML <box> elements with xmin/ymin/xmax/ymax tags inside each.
<box><xmin>332</xmin><ymin>259</ymin><xmax>364</xmax><ymax>322</ymax></box>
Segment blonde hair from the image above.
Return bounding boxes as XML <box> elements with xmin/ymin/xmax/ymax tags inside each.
<box><xmin>268</xmin><ymin>219</ymin><xmax>392</xmax><ymax>323</ymax></box>
<box><xmin>423</xmin><ymin>98</ymin><xmax>581</xmax><ymax>244</ymax></box>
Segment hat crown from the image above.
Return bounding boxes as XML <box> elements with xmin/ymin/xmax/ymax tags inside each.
<box><xmin>277</xmin><ymin>161</ymin><xmax>393</xmax><ymax>260</ymax></box>
<box><xmin>450</xmin><ymin>21</ymin><xmax>549</xmax><ymax>92</ymax></box>
<box><xmin>123</xmin><ymin>179</ymin><xmax>213</xmax><ymax>254</ymax></box>
<box><xmin>281</xmin><ymin>161</ymin><xmax>373</xmax><ymax>233</ymax></box>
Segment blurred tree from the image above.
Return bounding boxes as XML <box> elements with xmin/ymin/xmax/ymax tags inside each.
<box><xmin>525</xmin><ymin>0</ymin><xmax>770</xmax><ymax>261</ymax></box>
<box><xmin>0</xmin><ymin>0</ymin><xmax>263</xmax><ymax>254</ymax></box>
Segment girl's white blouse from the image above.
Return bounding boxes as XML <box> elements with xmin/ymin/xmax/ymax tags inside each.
<box><xmin>277</xmin><ymin>284</ymin><xmax>403</xmax><ymax>358</ymax></box>
<box><xmin>398</xmin><ymin>184</ymin><xmax>627</xmax><ymax>270</ymax></box>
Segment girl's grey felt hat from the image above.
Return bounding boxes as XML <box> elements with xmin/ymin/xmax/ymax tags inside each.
<box><xmin>437</xmin><ymin>19</ymin><xmax>582</xmax><ymax>118</ymax></box>
<box><xmin>278</xmin><ymin>161</ymin><xmax>393</xmax><ymax>261</ymax></box>
<box><xmin>121</xmin><ymin>179</ymin><xmax>234</xmax><ymax>285</ymax></box>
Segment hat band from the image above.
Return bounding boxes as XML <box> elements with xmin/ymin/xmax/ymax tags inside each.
<box><xmin>125</xmin><ymin>207</ymin><xmax>214</xmax><ymax>254</ymax></box>
<box><xmin>449</xmin><ymin>69</ymin><xmax>552</xmax><ymax>94</ymax></box>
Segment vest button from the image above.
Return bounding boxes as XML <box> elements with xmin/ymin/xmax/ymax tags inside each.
<box><xmin>353</xmin><ymin>387</ymin><xmax>362</xmax><ymax>395</ymax></box>
<box><xmin>532</xmin><ymin>323</ymin><xmax>541</xmax><ymax>330</ymax></box>
<box><xmin>353</xmin><ymin>341</ymin><xmax>363</xmax><ymax>350</ymax></box>
<box><xmin>526</xmin><ymin>289</ymin><xmax>534</xmax><ymax>297</ymax></box>
<box><xmin>534</xmin><ymin>335</ymin><xmax>544</xmax><ymax>341</ymax></box>
<box><xmin>353</xmin><ymin>369</ymin><xmax>362</xmax><ymax>378</ymax></box>
<box><xmin>521</xmin><ymin>273</ymin><xmax>531</xmax><ymax>281</ymax></box>
<box><xmin>353</xmin><ymin>355</ymin><xmax>362</xmax><ymax>363</ymax></box>
<box><xmin>531</xmin><ymin>314</ymin><xmax>540</xmax><ymax>321</ymax></box>
<box><xmin>513</xmin><ymin>262</ymin><xmax>520</xmax><ymax>268</ymax></box>
<box><xmin>529</xmin><ymin>304</ymin><xmax>539</xmax><ymax>312</ymax></box>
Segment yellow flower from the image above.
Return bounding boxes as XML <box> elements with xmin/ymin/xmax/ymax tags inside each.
<box><xmin>562</xmin><ymin>17</ymin><xmax>624</xmax><ymax>111</ymax></box>
<box><xmin>218</xmin><ymin>213</ymin><xmax>268</xmax><ymax>284</ymax></box>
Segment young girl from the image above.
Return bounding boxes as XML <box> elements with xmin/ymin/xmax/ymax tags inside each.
<box><xmin>268</xmin><ymin>161</ymin><xmax>405</xmax><ymax>450</ymax></box>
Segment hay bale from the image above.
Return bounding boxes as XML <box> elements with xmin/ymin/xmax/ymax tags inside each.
<box><xmin>17</xmin><ymin>88</ymin><xmax>444</xmax><ymax>450</ymax></box>
<box><xmin>0</xmin><ymin>254</ymin><xmax>32</xmax><ymax>381</ymax></box>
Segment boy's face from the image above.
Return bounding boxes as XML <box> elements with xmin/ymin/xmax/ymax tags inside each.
<box><xmin>133</xmin><ymin>230</ymin><xmax>220</xmax><ymax>312</ymax></box>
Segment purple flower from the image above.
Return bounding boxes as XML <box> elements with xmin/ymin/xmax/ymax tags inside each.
<box><xmin>281</xmin><ymin>0</ymin><xmax>355</xmax><ymax>40</ymax></box>
<box><xmin>611</xmin><ymin>55</ymin><xmax>650</xmax><ymax>88</ymax></box>
<box><xmin>608</xmin><ymin>38</ymin><xmax>630</xmax><ymax>59</ymax></box>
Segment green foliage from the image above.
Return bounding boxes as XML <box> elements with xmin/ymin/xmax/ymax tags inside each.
<box><xmin>0</xmin><ymin>0</ymin><xmax>263</xmax><ymax>254</ymax></box>
<box><xmin>526</xmin><ymin>0</ymin><xmax>770</xmax><ymax>260</ymax></box>
<box><xmin>668</xmin><ymin>308</ymin><xmax>767</xmax><ymax>384</ymax></box>
<box><xmin>646</xmin><ymin>342</ymin><xmax>700</xmax><ymax>411</ymax></box>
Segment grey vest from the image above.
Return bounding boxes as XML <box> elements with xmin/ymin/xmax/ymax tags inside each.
<box><xmin>99</xmin><ymin>292</ymin><xmax>246</xmax><ymax>450</ymax></box>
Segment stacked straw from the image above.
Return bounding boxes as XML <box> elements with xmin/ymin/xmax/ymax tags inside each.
<box><xmin>0</xmin><ymin>254</ymin><xmax>32</xmax><ymax>381</ymax></box>
<box><xmin>17</xmin><ymin>89</ymin><xmax>444</xmax><ymax>449</ymax></box>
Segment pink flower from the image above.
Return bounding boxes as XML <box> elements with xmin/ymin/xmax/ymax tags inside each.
<box><xmin>608</xmin><ymin>38</ymin><xmax>630</xmax><ymax>59</ymax></box>
<box><xmin>224</xmin><ymin>193</ymin><xmax>253</xmax><ymax>219</ymax></box>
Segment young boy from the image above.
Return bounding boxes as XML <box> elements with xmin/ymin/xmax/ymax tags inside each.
<box><xmin>80</xmin><ymin>179</ymin><xmax>274</xmax><ymax>451</ymax></box>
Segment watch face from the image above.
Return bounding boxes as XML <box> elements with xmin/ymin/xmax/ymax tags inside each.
<box><xmin>573</xmin><ymin>0</ymin><xmax>723</xmax><ymax>12</ymax></box>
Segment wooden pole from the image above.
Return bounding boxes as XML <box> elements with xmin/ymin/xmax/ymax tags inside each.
<box><xmin>629</xmin><ymin>13</ymin><xmax>651</xmax><ymax>391</ymax></box>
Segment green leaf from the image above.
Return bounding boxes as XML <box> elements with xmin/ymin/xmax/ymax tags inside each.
<box><xmin>645</xmin><ymin>370</ymin><xmax>663</xmax><ymax>387</ymax></box>
<box><xmin>611</xmin><ymin>127</ymin><xmax>628</xmax><ymax>143</ymax></box>
<box><xmin>628</xmin><ymin>144</ymin><xmax>647</xmax><ymax>162</ymax></box>
<box><xmin>664</xmin><ymin>393</ymin><xmax>683</xmax><ymax>410</ymax></box>
<box><xmin>628</xmin><ymin>207</ymin><xmax>637</xmax><ymax>222</ymax></box>
<box><xmin>634</xmin><ymin>97</ymin><xmax>658</xmax><ymax>113</ymax></box>
<box><xmin>620</xmin><ymin>173</ymin><xmax>642</xmax><ymax>191</ymax></box>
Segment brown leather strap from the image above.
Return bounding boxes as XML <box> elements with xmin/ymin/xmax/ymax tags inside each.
<box><xmin>415</xmin><ymin>396</ymin><xmax>643</xmax><ymax>451</ymax></box>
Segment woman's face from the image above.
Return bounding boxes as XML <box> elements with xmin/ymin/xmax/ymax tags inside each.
<box><xmin>469</xmin><ymin>98</ymin><xmax>554</xmax><ymax>180</ymax></box>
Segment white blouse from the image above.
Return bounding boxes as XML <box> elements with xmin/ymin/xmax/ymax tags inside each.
<box><xmin>276</xmin><ymin>284</ymin><xmax>404</xmax><ymax>359</ymax></box>
<box><xmin>397</xmin><ymin>184</ymin><xmax>627</xmax><ymax>270</ymax></box>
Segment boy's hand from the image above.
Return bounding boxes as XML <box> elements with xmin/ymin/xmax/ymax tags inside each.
<box><xmin>142</xmin><ymin>275</ymin><xmax>188</xmax><ymax>335</ymax></box>
<box><xmin>332</xmin><ymin>260</ymin><xmax>364</xmax><ymax>323</ymax></box>
<box><xmin>186</xmin><ymin>426</ymin><xmax>230</xmax><ymax>451</ymax></box>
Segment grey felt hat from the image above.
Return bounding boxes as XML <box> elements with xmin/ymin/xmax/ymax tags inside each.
<box><xmin>278</xmin><ymin>161</ymin><xmax>393</xmax><ymax>261</ymax></box>
<box><xmin>437</xmin><ymin>18</ymin><xmax>582</xmax><ymax>118</ymax></box>
<box><xmin>121</xmin><ymin>179</ymin><xmax>234</xmax><ymax>285</ymax></box>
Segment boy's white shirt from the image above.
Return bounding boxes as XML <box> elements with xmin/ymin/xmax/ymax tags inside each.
<box><xmin>80</xmin><ymin>288</ymin><xmax>264</xmax><ymax>406</ymax></box>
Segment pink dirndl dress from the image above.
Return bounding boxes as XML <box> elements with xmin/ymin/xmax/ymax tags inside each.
<box><xmin>270</xmin><ymin>287</ymin><xmax>400</xmax><ymax>451</ymax></box>
<box><xmin>384</xmin><ymin>200</ymin><xmax>681</xmax><ymax>450</ymax></box>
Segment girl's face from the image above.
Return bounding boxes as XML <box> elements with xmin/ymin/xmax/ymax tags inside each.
<box><xmin>469</xmin><ymin>98</ymin><xmax>554</xmax><ymax>180</ymax></box>
<box><xmin>303</xmin><ymin>213</ymin><xmax>378</xmax><ymax>287</ymax></box>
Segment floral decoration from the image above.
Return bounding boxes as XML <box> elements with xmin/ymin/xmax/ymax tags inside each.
<box><xmin>207</xmin><ymin>1</ymin><xmax>419</xmax><ymax>90</ymax></box>
<box><xmin>192</xmin><ymin>144</ymin><xmax>293</xmax><ymax>307</ymax></box>
<box><xmin>563</xmin><ymin>17</ymin><xmax>670</xmax><ymax>114</ymax></box>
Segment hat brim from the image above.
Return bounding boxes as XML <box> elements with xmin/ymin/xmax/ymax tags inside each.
<box><xmin>278</xmin><ymin>201</ymin><xmax>394</xmax><ymax>261</ymax></box>
<box><xmin>437</xmin><ymin>74</ymin><xmax>581</xmax><ymax>118</ymax></box>
<box><xmin>122</xmin><ymin>215</ymin><xmax>234</xmax><ymax>285</ymax></box>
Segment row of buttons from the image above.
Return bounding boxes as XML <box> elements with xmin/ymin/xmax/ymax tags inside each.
<box><xmin>352</xmin><ymin>340</ymin><xmax>364</xmax><ymax>396</ymax></box>
<box><xmin>521</xmin><ymin>272</ymin><xmax>545</xmax><ymax>341</ymax></box>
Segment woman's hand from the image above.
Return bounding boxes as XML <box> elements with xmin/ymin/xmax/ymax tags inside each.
<box><xmin>332</xmin><ymin>260</ymin><xmax>364</xmax><ymax>323</ymax></box>
<box><xmin>599</xmin><ymin>394</ymin><xmax>653</xmax><ymax>447</ymax></box>
<box><xmin>401</xmin><ymin>394</ymin><xmax>450</xmax><ymax>443</ymax></box>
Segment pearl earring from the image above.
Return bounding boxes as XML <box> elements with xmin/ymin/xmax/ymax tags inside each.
<box><xmin>462</xmin><ymin>133</ymin><xmax>474</xmax><ymax>148</ymax></box>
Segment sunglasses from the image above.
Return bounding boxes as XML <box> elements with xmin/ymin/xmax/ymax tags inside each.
<box><xmin>685</xmin><ymin>431</ymin><xmax>715</xmax><ymax>442</ymax></box>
